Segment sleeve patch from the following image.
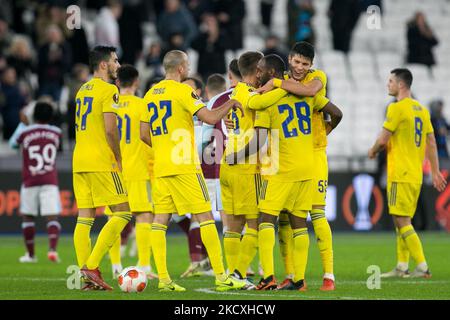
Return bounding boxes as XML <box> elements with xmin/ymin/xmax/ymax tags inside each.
<box><xmin>113</xmin><ymin>93</ymin><xmax>119</xmax><ymax>104</ymax></box>
<box><xmin>191</xmin><ymin>92</ymin><xmax>201</xmax><ymax>100</ymax></box>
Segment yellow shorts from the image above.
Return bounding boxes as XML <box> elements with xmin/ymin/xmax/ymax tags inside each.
<box><xmin>259</xmin><ymin>179</ymin><xmax>313</xmax><ymax>218</ymax></box>
<box><xmin>312</xmin><ymin>149</ymin><xmax>328</xmax><ymax>206</ymax></box>
<box><xmin>387</xmin><ymin>181</ymin><xmax>421</xmax><ymax>218</ymax></box>
<box><xmin>73</xmin><ymin>172</ymin><xmax>128</xmax><ymax>209</ymax></box>
<box><xmin>152</xmin><ymin>173</ymin><xmax>211</xmax><ymax>215</ymax></box>
<box><xmin>125</xmin><ymin>179</ymin><xmax>153</xmax><ymax>213</ymax></box>
<box><xmin>220</xmin><ymin>170</ymin><xmax>261</xmax><ymax>219</ymax></box>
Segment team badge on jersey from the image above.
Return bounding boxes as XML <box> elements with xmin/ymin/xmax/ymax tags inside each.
<box><xmin>191</xmin><ymin>92</ymin><xmax>201</xmax><ymax>100</ymax></box>
<box><xmin>113</xmin><ymin>93</ymin><xmax>119</xmax><ymax>104</ymax></box>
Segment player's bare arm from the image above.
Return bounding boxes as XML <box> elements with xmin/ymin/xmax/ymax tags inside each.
<box><xmin>425</xmin><ymin>133</ymin><xmax>447</xmax><ymax>192</ymax></box>
<box><xmin>368</xmin><ymin>128</ymin><xmax>392</xmax><ymax>159</ymax></box>
<box><xmin>223</xmin><ymin>115</ymin><xmax>234</xmax><ymax>130</ymax></box>
<box><xmin>258</xmin><ymin>77</ymin><xmax>323</xmax><ymax>97</ymax></box>
<box><xmin>104</xmin><ymin>112</ymin><xmax>122</xmax><ymax>171</ymax></box>
<box><xmin>139</xmin><ymin>121</ymin><xmax>152</xmax><ymax>147</ymax></box>
<box><xmin>196</xmin><ymin>99</ymin><xmax>244</xmax><ymax>125</ymax></box>
<box><xmin>226</xmin><ymin>127</ymin><xmax>268</xmax><ymax>165</ymax></box>
<box><xmin>321</xmin><ymin>102</ymin><xmax>343</xmax><ymax>135</ymax></box>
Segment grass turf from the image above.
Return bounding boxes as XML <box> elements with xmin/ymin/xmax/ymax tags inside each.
<box><xmin>0</xmin><ymin>232</ymin><xmax>449</xmax><ymax>300</ymax></box>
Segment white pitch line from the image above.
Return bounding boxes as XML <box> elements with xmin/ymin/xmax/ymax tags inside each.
<box><xmin>0</xmin><ymin>277</ymin><xmax>67</xmax><ymax>282</ymax></box>
<box><xmin>194</xmin><ymin>288</ymin><xmax>366</xmax><ymax>300</ymax></box>
<box><xmin>3</xmin><ymin>277</ymin><xmax>449</xmax><ymax>286</ymax></box>
<box><xmin>189</xmin><ymin>279</ymin><xmax>450</xmax><ymax>285</ymax></box>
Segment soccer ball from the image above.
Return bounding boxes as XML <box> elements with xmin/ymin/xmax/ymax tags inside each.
<box><xmin>117</xmin><ymin>267</ymin><xmax>147</xmax><ymax>293</ymax></box>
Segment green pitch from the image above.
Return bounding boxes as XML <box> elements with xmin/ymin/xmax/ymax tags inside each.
<box><xmin>1</xmin><ymin>232</ymin><xmax>449</xmax><ymax>300</ymax></box>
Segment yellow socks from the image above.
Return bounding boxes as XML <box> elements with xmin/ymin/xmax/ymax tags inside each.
<box><xmin>293</xmin><ymin>227</ymin><xmax>309</xmax><ymax>282</ymax></box>
<box><xmin>109</xmin><ymin>235</ymin><xmax>121</xmax><ymax>266</ymax></box>
<box><xmin>278</xmin><ymin>213</ymin><xmax>294</xmax><ymax>278</ymax></box>
<box><xmin>400</xmin><ymin>225</ymin><xmax>427</xmax><ymax>266</ymax></box>
<box><xmin>200</xmin><ymin>220</ymin><xmax>226</xmax><ymax>277</ymax></box>
<box><xmin>236</xmin><ymin>228</ymin><xmax>258</xmax><ymax>277</ymax></box>
<box><xmin>151</xmin><ymin>223</ymin><xmax>169</xmax><ymax>281</ymax></box>
<box><xmin>86</xmin><ymin>212</ymin><xmax>132</xmax><ymax>269</ymax></box>
<box><xmin>311</xmin><ymin>209</ymin><xmax>334</xmax><ymax>277</ymax></box>
<box><xmin>74</xmin><ymin>217</ymin><xmax>94</xmax><ymax>268</ymax></box>
<box><xmin>258</xmin><ymin>222</ymin><xmax>275</xmax><ymax>278</ymax></box>
<box><xmin>396</xmin><ymin>228</ymin><xmax>410</xmax><ymax>270</ymax></box>
<box><xmin>136</xmin><ymin>222</ymin><xmax>152</xmax><ymax>268</ymax></box>
<box><xmin>223</xmin><ymin>231</ymin><xmax>241</xmax><ymax>273</ymax></box>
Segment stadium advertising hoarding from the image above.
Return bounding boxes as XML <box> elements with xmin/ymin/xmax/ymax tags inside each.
<box><xmin>0</xmin><ymin>171</ymin><xmax>447</xmax><ymax>233</ymax></box>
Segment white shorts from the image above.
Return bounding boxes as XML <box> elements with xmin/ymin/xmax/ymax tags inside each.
<box><xmin>206</xmin><ymin>178</ymin><xmax>223</xmax><ymax>220</ymax></box>
<box><xmin>20</xmin><ymin>185</ymin><xmax>61</xmax><ymax>216</ymax></box>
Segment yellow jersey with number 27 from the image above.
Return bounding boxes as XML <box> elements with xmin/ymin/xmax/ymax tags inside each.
<box><xmin>73</xmin><ymin>78</ymin><xmax>120</xmax><ymax>173</ymax></box>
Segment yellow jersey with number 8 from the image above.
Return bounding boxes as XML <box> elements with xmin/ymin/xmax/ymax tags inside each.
<box><xmin>383</xmin><ymin>97</ymin><xmax>433</xmax><ymax>184</ymax></box>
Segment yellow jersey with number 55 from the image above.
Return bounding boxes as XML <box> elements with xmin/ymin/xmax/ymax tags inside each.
<box><xmin>141</xmin><ymin>79</ymin><xmax>206</xmax><ymax>178</ymax></box>
<box><xmin>116</xmin><ymin>95</ymin><xmax>154</xmax><ymax>181</ymax></box>
<box><xmin>73</xmin><ymin>78</ymin><xmax>120</xmax><ymax>173</ymax></box>
<box><xmin>383</xmin><ymin>97</ymin><xmax>433</xmax><ymax>184</ymax></box>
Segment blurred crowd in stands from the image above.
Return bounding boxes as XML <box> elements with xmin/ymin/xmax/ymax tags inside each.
<box><xmin>0</xmin><ymin>0</ymin><xmax>445</xmax><ymax>150</ymax></box>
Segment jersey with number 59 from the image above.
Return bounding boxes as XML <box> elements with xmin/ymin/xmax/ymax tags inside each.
<box><xmin>383</xmin><ymin>97</ymin><xmax>433</xmax><ymax>184</ymax></box>
<box><xmin>16</xmin><ymin>124</ymin><xmax>61</xmax><ymax>187</ymax></box>
<box><xmin>116</xmin><ymin>95</ymin><xmax>154</xmax><ymax>180</ymax></box>
<box><xmin>73</xmin><ymin>78</ymin><xmax>120</xmax><ymax>173</ymax></box>
<box><xmin>141</xmin><ymin>79</ymin><xmax>206</xmax><ymax>178</ymax></box>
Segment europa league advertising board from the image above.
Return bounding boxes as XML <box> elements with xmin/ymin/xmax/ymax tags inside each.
<box><xmin>1</xmin><ymin>170</ymin><xmax>447</xmax><ymax>233</ymax></box>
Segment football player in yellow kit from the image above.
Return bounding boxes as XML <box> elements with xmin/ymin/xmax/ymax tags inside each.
<box><xmin>229</xmin><ymin>54</ymin><xmax>342</xmax><ymax>290</ymax></box>
<box><xmin>73</xmin><ymin>46</ymin><xmax>130</xmax><ymax>291</ymax></box>
<box><xmin>107</xmin><ymin>65</ymin><xmax>156</xmax><ymax>279</ymax></box>
<box><xmin>221</xmin><ymin>51</ymin><xmax>288</xmax><ymax>289</ymax></box>
<box><xmin>258</xmin><ymin>41</ymin><xmax>336</xmax><ymax>290</ymax></box>
<box><xmin>140</xmin><ymin>50</ymin><xmax>246</xmax><ymax>292</ymax></box>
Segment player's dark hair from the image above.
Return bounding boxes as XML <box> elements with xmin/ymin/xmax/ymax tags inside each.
<box><xmin>206</xmin><ymin>74</ymin><xmax>226</xmax><ymax>93</ymax></box>
<box><xmin>118</xmin><ymin>64</ymin><xmax>139</xmax><ymax>88</ymax></box>
<box><xmin>33</xmin><ymin>102</ymin><xmax>54</xmax><ymax>124</ymax></box>
<box><xmin>89</xmin><ymin>46</ymin><xmax>116</xmax><ymax>72</ymax></box>
<box><xmin>262</xmin><ymin>54</ymin><xmax>286</xmax><ymax>77</ymax></box>
<box><xmin>229</xmin><ymin>59</ymin><xmax>241</xmax><ymax>79</ymax></box>
<box><xmin>391</xmin><ymin>68</ymin><xmax>413</xmax><ymax>88</ymax></box>
<box><xmin>290</xmin><ymin>41</ymin><xmax>315</xmax><ymax>62</ymax></box>
<box><xmin>185</xmin><ymin>77</ymin><xmax>204</xmax><ymax>92</ymax></box>
<box><xmin>238</xmin><ymin>51</ymin><xmax>263</xmax><ymax>77</ymax></box>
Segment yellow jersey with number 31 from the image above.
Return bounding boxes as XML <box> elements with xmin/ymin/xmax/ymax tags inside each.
<box><xmin>383</xmin><ymin>97</ymin><xmax>433</xmax><ymax>184</ymax></box>
<box><xmin>141</xmin><ymin>79</ymin><xmax>206</xmax><ymax>178</ymax></box>
<box><xmin>116</xmin><ymin>95</ymin><xmax>154</xmax><ymax>181</ymax></box>
<box><xmin>73</xmin><ymin>78</ymin><xmax>120</xmax><ymax>173</ymax></box>
<box><xmin>254</xmin><ymin>93</ymin><xmax>329</xmax><ymax>182</ymax></box>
